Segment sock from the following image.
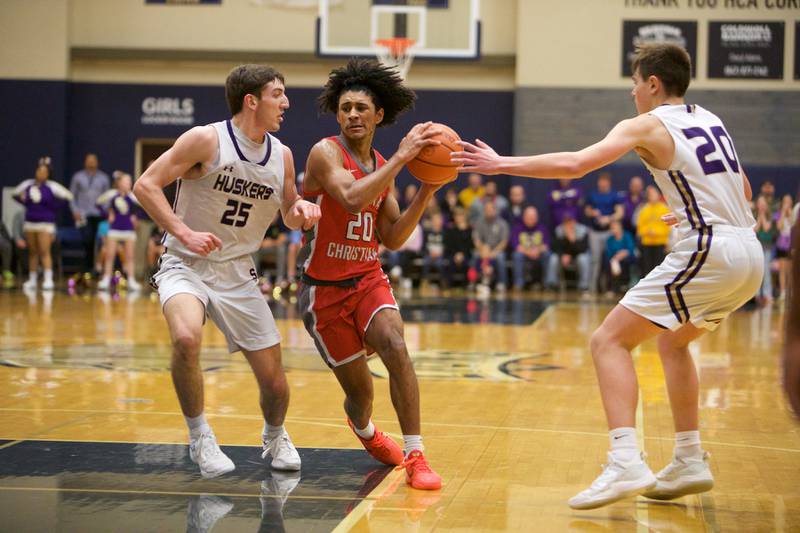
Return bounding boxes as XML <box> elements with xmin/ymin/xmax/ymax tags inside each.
<box><xmin>43</xmin><ymin>269</ymin><xmax>53</xmax><ymax>282</ymax></box>
<box><xmin>353</xmin><ymin>421</ymin><xmax>375</xmax><ymax>440</ymax></box>
<box><xmin>28</xmin><ymin>272</ymin><xmax>36</xmax><ymax>282</ymax></box>
<box><xmin>674</xmin><ymin>430</ymin><xmax>702</xmax><ymax>459</ymax></box>
<box><xmin>263</xmin><ymin>423</ymin><xmax>284</xmax><ymax>442</ymax></box>
<box><xmin>186</xmin><ymin>413</ymin><xmax>210</xmax><ymax>439</ymax></box>
<box><xmin>403</xmin><ymin>435</ymin><xmax>424</xmax><ymax>457</ymax></box>
<box><xmin>609</xmin><ymin>427</ymin><xmax>639</xmax><ymax>463</ymax></box>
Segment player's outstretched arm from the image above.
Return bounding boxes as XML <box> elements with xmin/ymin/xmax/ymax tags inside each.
<box><xmin>133</xmin><ymin>126</ymin><xmax>223</xmax><ymax>256</ymax></box>
<box><xmin>304</xmin><ymin>122</ymin><xmax>440</xmax><ymax>214</ymax></box>
<box><xmin>451</xmin><ymin>118</ymin><xmax>647</xmax><ymax>179</ymax></box>
<box><xmin>375</xmin><ymin>182</ymin><xmax>441</xmax><ymax>250</ymax></box>
<box><xmin>280</xmin><ymin>146</ymin><xmax>321</xmax><ymax>231</ymax></box>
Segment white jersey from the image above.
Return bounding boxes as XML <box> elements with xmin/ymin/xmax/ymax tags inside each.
<box><xmin>643</xmin><ymin>104</ymin><xmax>755</xmax><ymax>236</ymax></box>
<box><xmin>164</xmin><ymin>120</ymin><xmax>285</xmax><ymax>262</ymax></box>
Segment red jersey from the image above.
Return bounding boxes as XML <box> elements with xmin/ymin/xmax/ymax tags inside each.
<box><xmin>301</xmin><ymin>136</ymin><xmax>390</xmax><ymax>281</ymax></box>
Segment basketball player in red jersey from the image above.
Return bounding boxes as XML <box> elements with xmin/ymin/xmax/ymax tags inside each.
<box><xmin>298</xmin><ymin>58</ymin><xmax>442</xmax><ymax>490</ymax></box>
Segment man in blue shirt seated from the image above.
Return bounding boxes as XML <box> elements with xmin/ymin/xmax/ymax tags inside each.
<box><xmin>604</xmin><ymin>220</ymin><xmax>637</xmax><ymax>295</ymax></box>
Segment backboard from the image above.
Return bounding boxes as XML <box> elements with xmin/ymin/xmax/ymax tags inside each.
<box><xmin>316</xmin><ymin>0</ymin><xmax>481</xmax><ymax>61</ymax></box>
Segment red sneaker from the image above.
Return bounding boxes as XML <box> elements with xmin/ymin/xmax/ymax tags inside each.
<box><xmin>397</xmin><ymin>450</ymin><xmax>442</xmax><ymax>490</ymax></box>
<box><xmin>347</xmin><ymin>419</ymin><xmax>404</xmax><ymax>466</ymax></box>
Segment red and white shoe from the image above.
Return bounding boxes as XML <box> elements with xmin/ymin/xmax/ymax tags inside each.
<box><xmin>347</xmin><ymin>418</ymin><xmax>404</xmax><ymax>466</ymax></box>
<box><xmin>398</xmin><ymin>450</ymin><xmax>442</xmax><ymax>490</ymax></box>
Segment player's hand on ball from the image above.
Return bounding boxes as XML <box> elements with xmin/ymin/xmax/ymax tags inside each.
<box><xmin>661</xmin><ymin>213</ymin><xmax>679</xmax><ymax>226</ymax></box>
<box><xmin>451</xmin><ymin>139</ymin><xmax>502</xmax><ymax>175</ymax></box>
<box><xmin>182</xmin><ymin>230</ymin><xmax>223</xmax><ymax>256</ymax></box>
<box><xmin>396</xmin><ymin>122</ymin><xmax>441</xmax><ymax>163</ymax></box>
<box><xmin>292</xmin><ymin>199</ymin><xmax>321</xmax><ymax>230</ymax></box>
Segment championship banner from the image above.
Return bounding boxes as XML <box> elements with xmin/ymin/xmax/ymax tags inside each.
<box><xmin>622</xmin><ymin>20</ymin><xmax>697</xmax><ymax>78</ymax></box>
<box><xmin>795</xmin><ymin>21</ymin><xmax>799</xmax><ymax>80</ymax></box>
<box><xmin>708</xmin><ymin>21</ymin><xmax>784</xmax><ymax>80</ymax></box>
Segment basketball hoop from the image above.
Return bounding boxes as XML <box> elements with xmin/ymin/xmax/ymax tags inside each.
<box><xmin>374</xmin><ymin>37</ymin><xmax>416</xmax><ymax>80</ymax></box>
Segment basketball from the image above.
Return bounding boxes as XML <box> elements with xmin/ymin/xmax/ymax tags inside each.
<box><xmin>406</xmin><ymin>123</ymin><xmax>461</xmax><ymax>186</ymax></box>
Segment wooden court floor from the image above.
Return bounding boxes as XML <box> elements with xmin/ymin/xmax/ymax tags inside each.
<box><xmin>0</xmin><ymin>289</ymin><xmax>797</xmax><ymax>532</ymax></box>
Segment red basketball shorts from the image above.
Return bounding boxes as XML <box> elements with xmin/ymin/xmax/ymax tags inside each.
<box><xmin>298</xmin><ymin>268</ymin><xmax>398</xmax><ymax>367</ymax></box>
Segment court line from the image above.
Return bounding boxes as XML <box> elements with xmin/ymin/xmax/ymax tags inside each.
<box><xmin>635</xmin><ymin>381</ymin><xmax>649</xmax><ymax>533</ymax></box>
<box><xmin>0</xmin><ymin>440</ymin><xmax>25</xmax><ymax>451</ymax></box>
<box><xmin>0</xmin><ymin>485</ymin><xmax>374</xmax><ymax>502</ymax></box>
<box><xmin>1</xmin><ymin>408</ymin><xmax>798</xmax><ymax>454</ymax></box>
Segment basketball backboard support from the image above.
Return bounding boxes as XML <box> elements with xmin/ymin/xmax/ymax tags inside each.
<box><xmin>316</xmin><ymin>0</ymin><xmax>481</xmax><ymax>61</ymax></box>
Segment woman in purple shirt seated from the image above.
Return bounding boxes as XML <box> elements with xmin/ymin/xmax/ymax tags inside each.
<box><xmin>95</xmin><ymin>171</ymin><xmax>141</xmax><ymax>291</ymax></box>
<box><xmin>13</xmin><ymin>157</ymin><xmax>73</xmax><ymax>291</ymax></box>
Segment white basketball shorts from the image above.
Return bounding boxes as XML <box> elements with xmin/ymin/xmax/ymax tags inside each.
<box><xmin>620</xmin><ymin>225</ymin><xmax>763</xmax><ymax>331</ymax></box>
<box><xmin>152</xmin><ymin>252</ymin><xmax>281</xmax><ymax>353</ymax></box>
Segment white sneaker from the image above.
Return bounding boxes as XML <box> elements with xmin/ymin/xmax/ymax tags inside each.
<box><xmin>22</xmin><ymin>278</ymin><xmax>37</xmax><ymax>291</ymax></box>
<box><xmin>189</xmin><ymin>432</ymin><xmax>235</xmax><ymax>479</ymax></box>
<box><xmin>186</xmin><ymin>495</ymin><xmax>233</xmax><ymax>533</ymax></box>
<box><xmin>643</xmin><ymin>452</ymin><xmax>714</xmax><ymax>500</ymax></box>
<box><xmin>97</xmin><ymin>276</ymin><xmax>110</xmax><ymax>290</ymax></box>
<box><xmin>568</xmin><ymin>453</ymin><xmax>656</xmax><ymax>510</ymax></box>
<box><xmin>41</xmin><ymin>278</ymin><xmax>54</xmax><ymax>291</ymax></box>
<box><xmin>262</xmin><ymin>431</ymin><xmax>301</xmax><ymax>471</ymax></box>
<box><xmin>127</xmin><ymin>277</ymin><xmax>142</xmax><ymax>291</ymax></box>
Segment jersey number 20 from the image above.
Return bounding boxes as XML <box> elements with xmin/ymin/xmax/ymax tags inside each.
<box><xmin>221</xmin><ymin>199</ymin><xmax>252</xmax><ymax>227</ymax></box>
<box><xmin>346</xmin><ymin>212</ymin><xmax>374</xmax><ymax>242</ymax></box>
<box><xmin>682</xmin><ymin>126</ymin><xmax>740</xmax><ymax>176</ymax></box>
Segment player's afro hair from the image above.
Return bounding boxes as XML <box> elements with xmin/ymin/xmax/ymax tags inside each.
<box><xmin>318</xmin><ymin>58</ymin><xmax>415</xmax><ymax>127</ymax></box>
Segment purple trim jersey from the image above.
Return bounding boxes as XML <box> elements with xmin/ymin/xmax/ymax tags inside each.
<box><xmin>14</xmin><ymin>180</ymin><xmax>73</xmax><ymax>224</ymax></box>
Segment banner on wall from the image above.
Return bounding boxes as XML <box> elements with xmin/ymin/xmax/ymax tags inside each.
<box><xmin>795</xmin><ymin>21</ymin><xmax>799</xmax><ymax>80</ymax></box>
<box><xmin>708</xmin><ymin>22</ymin><xmax>784</xmax><ymax>79</ymax></box>
<box><xmin>141</xmin><ymin>97</ymin><xmax>195</xmax><ymax>125</ymax></box>
<box><xmin>622</xmin><ymin>21</ymin><xmax>697</xmax><ymax>77</ymax></box>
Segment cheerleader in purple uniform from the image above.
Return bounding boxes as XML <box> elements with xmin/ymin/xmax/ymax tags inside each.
<box><xmin>95</xmin><ymin>172</ymin><xmax>141</xmax><ymax>291</ymax></box>
<box><xmin>13</xmin><ymin>158</ymin><xmax>73</xmax><ymax>291</ymax></box>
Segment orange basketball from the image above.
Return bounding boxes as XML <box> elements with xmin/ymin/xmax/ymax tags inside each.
<box><xmin>406</xmin><ymin>123</ymin><xmax>461</xmax><ymax>185</ymax></box>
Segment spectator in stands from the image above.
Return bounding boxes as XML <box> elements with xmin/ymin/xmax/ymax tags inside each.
<box><xmin>545</xmin><ymin>213</ymin><xmax>590</xmax><ymax>293</ymax></box>
<box><xmin>421</xmin><ymin>212</ymin><xmax>446</xmax><ymax>289</ymax></box>
<box><xmin>0</xmin><ymin>221</ymin><xmax>15</xmax><ymax>287</ymax></box>
<box><xmin>438</xmin><ymin>186</ymin><xmax>460</xmax><ymax>225</ymax></box>
<box><xmin>472</xmin><ymin>201</ymin><xmax>509</xmax><ymax>292</ymax></box>
<box><xmin>775</xmin><ymin>194</ymin><xmax>794</xmax><ymax>301</ymax></box>
<box><xmin>620</xmin><ymin>175</ymin><xmax>645</xmax><ymax>234</ymax></box>
<box><xmin>70</xmin><ymin>153</ymin><xmax>110</xmax><ymax>277</ymax></box>
<box><xmin>585</xmin><ymin>172</ymin><xmax>623</xmax><ymax>292</ymax></box>
<box><xmin>458</xmin><ymin>172</ymin><xmax>485</xmax><ymax>208</ymax></box>
<box><xmin>399</xmin><ymin>183</ymin><xmax>418</xmax><ymax>211</ymax></box>
<box><xmin>469</xmin><ymin>180</ymin><xmax>508</xmax><ymax>226</ymax></box>
<box><xmin>504</xmin><ymin>184</ymin><xmax>527</xmax><ymax>230</ymax></box>
<box><xmin>444</xmin><ymin>207</ymin><xmax>472</xmax><ymax>288</ymax></box>
<box><xmin>548</xmin><ymin>178</ymin><xmax>583</xmax><ymax>228</ymax></box>
<box><xmin>383</xmin><ymin>223</ymin><xmax>424</xmax><ymax>290</ymax></box>
<box><xmin>146</xmin><ymin>225</ymin><xmax>166</xmax><ymax>280</ymax></box>
<box><xmin>95</xmin><ymin>172</ymin><xmax>141</xmax><ymax>291</ymax></box>
<box><xmin>422</xmin><ymin>195</ymin><xmax>441</xmax><ymax>232</ymax></box>
<box><xmin>604</xmin><ymin>220</ymin><xmax>636</xmax><ymax>295</ymax></box>
<box><xmin>636</xmin><ymin>185</ymin><xmax>671</xmax><ymax>277</ymax></box>
<box><xmin>757</xmin><ymin>180</ymin><xmax>779</xmax><ymax>216</ymax></box>
<box><xmin>10</xmin><ymin>211</ymin><xmax>26</xmax><ymax>281</ymax></box>
<box><xmin>511</xmin><ymin>206</ymin><xmax>549</xmax><ymax>290</ymax></box>
<box><xmin>755</xmin><ymin>195</ymin><xmax>777</xmax><ymax>304</ymax></box>
<box><xmin>13</xmin><ymin>157</ymin><xmax>74</xmax><ymax>291</ymax></box>
<box><xmin>255</xmin><ymin>219</ymin><xmax>289</xmax><ymax>293</ymax></box>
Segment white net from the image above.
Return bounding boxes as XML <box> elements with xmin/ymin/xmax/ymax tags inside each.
<box><xmin>374</xmin><ymin>38</ymin><xmax>416</xmax><ymax>80</ymax></box>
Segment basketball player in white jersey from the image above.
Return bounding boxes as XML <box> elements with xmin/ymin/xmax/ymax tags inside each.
<box><xmin>134</xmin><ymin>65</ymin><xmax>321</xmax><ymax>478</ymax></box>
<box><xmin>452</xmin><ymin>44</ymin><xmax>763</xmax><ymax>509</ymax></box>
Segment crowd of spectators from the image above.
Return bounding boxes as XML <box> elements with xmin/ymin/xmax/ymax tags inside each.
<box><xmin>2</xmin><ymin>156</ymin><xmax>797</xmax><ymax>305</ymax></box>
